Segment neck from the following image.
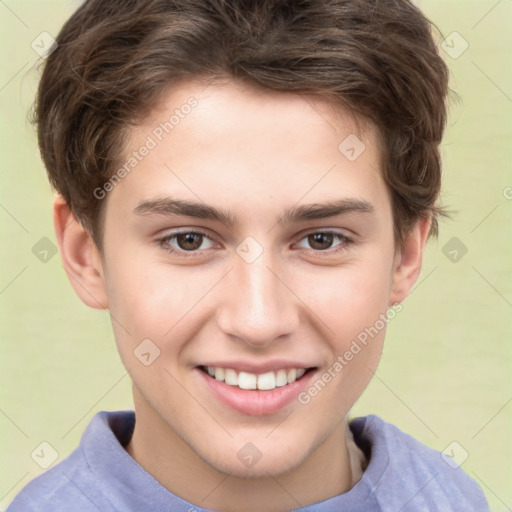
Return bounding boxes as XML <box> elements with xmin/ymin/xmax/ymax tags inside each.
<box><xmin>126</xmin><ymin>389</ymin><xmax>364</xmax><ymax>511</ymax></box>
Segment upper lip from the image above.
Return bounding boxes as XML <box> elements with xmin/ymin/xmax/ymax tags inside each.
<box><xmin>198</xmin><ymin>360</ymin><xmax>317</xmax><ymax>374</ymax></box>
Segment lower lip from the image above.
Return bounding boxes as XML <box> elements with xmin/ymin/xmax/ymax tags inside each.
<box><xmin>196</xmin><ymin>368</ymin><xmax>316</xmax><ymax>416</ymax></box>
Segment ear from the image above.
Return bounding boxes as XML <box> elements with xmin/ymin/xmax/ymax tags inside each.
<box><xmin>389</xmin><ymin>215</ymin><xmax>432</xmax><ymax>305</ymax></box>
<box><xmin>53</xmin><ymin>194</ymin><xmax>108</xmax><ymax>309</ymax></box>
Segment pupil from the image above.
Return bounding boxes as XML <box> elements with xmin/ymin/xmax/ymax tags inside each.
<box><xmin>309</xmin><ymin>233</ymin><xmax>333</xmax><ymax>250</ymax></box>
<box><xmin>178</xmin><ymin>233</ymin><xmax>202</xmax><ymax>250</ymax></box>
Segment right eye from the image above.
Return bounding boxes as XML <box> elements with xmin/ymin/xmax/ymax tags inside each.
<box><xmin>157</xmin><ymin>230</ymin><xmax>217</xmax><ymax>257</ymax></box>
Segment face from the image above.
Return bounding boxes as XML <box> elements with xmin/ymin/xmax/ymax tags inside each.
<box><xmin>96</xmin><ymin>79</ymin><xmax>402</xmax><ymax>478</ymax></box>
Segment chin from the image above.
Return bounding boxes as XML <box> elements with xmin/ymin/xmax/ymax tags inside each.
<box><xmin>202</xmin><ymin>439</ymin><xmax>312</xmax><ymax>480</ymax></box>
<box><xmin>211</xmin><ymin>456</ymin><xmax>300</xmax><ymax>480</ymax></box>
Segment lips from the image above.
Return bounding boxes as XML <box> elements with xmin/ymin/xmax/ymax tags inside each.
<box><xmin>195</xmin><ymin>363</ymin><xmax>317</xmax><ymax>416</ymax></box>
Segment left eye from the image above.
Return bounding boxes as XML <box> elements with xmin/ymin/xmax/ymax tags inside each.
<box><xmin>296</xmin><ymin>231</ymin><xmax>351</xmax><ymax>252</ymax></box>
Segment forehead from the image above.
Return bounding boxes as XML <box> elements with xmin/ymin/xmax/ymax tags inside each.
<box><xmin>108</xmin><ymin>79</ymin><xmax>389</xmax><ymax>222</ymax></box>
<box><xmin>140</xmin><ymin>78</ymin><xmax>374</xmax><ymax>152</ymax></box>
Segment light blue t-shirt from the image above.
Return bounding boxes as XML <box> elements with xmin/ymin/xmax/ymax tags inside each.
<box><xmin>6</xmin><ymin>410</ymin><xmax>488</xmax><ymax>511</ymax></box>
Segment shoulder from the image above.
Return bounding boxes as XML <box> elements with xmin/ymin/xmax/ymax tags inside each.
<box><xmin>349</xmin><ymin>415</ymin><xmax>489</xmax><ymax>512</ymax></box>
<box><xmin>5</xmin><ymin>448</ymin><xmax>112</xmax><ymax>511</ymax></box>
<box><xmin>5</xmin><ymin>411</ymin><xmax>134</xmax><ymax>512</ymax></box>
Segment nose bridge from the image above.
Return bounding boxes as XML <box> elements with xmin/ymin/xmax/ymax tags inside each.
<box><xmin>217</xmin><ymin>249</ymin><xmax>298</xmax><ymax>346</ymax></box>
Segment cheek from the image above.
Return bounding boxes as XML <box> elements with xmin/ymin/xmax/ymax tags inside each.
<box><xmin>297</xmin><ymin>266</ymin><xmax>390</xmax><ymax>421</ymax></box>
<box><xmin>292</xmin><ymin>256</ymin><xmax>392</xmax><ymax>402</ymax></box>
<box><xmin>105</xmin><ymin>252</ymin><xmax>221</xmax><ymax>357</ymax></box>
<box><xmin>297</xmin><ymin>256</ymin><xmax>394</xmax><ymax>342</ymax></box>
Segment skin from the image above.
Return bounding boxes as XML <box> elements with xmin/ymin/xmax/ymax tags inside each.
<box><xmin>54</xmin><ymin>79</ymin><xmax>430</xmax><ymax>511</ymax></box>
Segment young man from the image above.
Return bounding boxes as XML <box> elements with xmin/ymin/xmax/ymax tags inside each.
<box><xmin>8</xmin><ymin>0</ymin><xmax>489</xmax><ymax>510</ymax></box>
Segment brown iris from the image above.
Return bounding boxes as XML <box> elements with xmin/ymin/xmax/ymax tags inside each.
<box><xmin>176</xmin><ymin>233</ymin><xmax>204</xmax><ymax>251</ymax></box>
<box><xmin>307</xmin><ymin>233</ymin><xmax>334</xmax><ymax>250</ymax></box>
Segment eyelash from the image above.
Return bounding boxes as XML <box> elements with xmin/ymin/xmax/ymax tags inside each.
<box><xmin>156</xmin><ymin>229</ymin><xmax>354</xmax><ymax>258</ymax></box>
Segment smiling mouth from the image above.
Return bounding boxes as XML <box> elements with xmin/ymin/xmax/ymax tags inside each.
<box><xmin>198</xmin><ymin>365</ymin><xmax>315</xmax><ymax>391</ymax></box>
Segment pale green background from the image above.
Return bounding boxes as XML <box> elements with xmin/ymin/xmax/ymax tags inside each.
<box><xmin>1</xmin><ymin>1</ymin><xmax>511</xmax><ymax>510</ymax></box>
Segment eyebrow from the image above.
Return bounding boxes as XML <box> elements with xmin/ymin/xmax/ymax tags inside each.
<box><xmin>133</xmin><ymin>197</ymin><xmax>374</xmax><ymax>226</ymax></box>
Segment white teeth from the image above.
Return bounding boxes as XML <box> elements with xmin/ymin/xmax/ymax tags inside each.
<box><xmin>238</xmin><ymin>372</ymin><xmax>257</xmax><ymax>390</ymax></box>
<box><xmin>257</xmin><ymin>371</ymin><xmax>276</xmax><ymax>390</ymax></box>
<box><xmin>224</xmin><ymin>368</ymin><xmax>238</xmax><ymax>386</ymax></box>
<box><xmin>204</xmin><ymin>366</ymin><xmax>308</xmax><ymax>390</ymax></box>
<box><xmin>275</xmin><ymin>369</ymin><xmax>288</xmax><ymax>387</ymax></box>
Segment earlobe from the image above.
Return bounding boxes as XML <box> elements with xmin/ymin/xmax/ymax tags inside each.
<box><xmin>53</xmin><ymin>194</ymin><xmax>109</xmax><ymax>309</ymax></box>
<box><xmin>389</xmin><ymin>216</ymin><xmax>432</xmax><ymax>306</ymax></box>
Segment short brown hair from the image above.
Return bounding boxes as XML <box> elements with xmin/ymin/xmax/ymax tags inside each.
<box><xmin>34</xmin><ymin>0</ymin><xmax>450</xmax><ymax>249</ymax></box>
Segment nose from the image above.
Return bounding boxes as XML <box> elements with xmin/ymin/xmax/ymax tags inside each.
<box><xmin>216</xmin><ymin>252</ymin><xmax>300</xmax><ymax>348</ymax></box>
